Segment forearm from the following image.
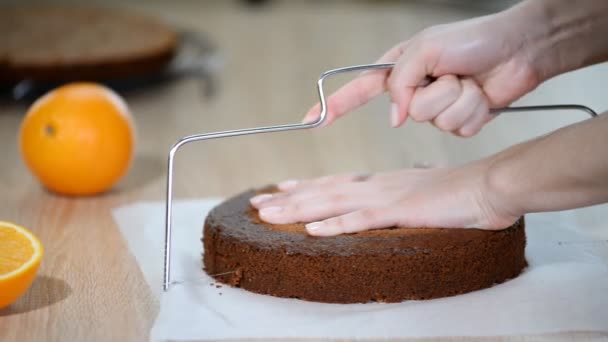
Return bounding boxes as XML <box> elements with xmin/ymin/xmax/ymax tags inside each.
<box><xmin>487</xmin><ymin>113</ymin><xmax>608</xmax><ymax>216</ymax></box>
<box><xmin>502</xmin><ymin>0</ymin><xmax>608</xmax><ymax>82</ymax></box>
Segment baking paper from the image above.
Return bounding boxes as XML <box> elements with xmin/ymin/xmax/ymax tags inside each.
<box><xmin>112</xmin><ymin>200</ymin><xmax>608</xmax><ymax>341</ymax></box>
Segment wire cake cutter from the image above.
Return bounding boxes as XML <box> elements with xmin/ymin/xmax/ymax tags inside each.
<box><xmin>162</xmin><ymin>62</ymin><xmax>598</xmax><ymax>292</ymax></box>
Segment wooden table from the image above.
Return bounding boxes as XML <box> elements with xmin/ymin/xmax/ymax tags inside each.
<box><xmin>1</xmin><ymin>1</ymin><xmax>607</xmax><ymax>341</ymax></box>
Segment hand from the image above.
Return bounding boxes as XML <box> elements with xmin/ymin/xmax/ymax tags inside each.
<box><xmin>302</xmin><ymin>11</ymin><xmax>541</xmax><ymax>136</ymax></box>
<box><xmin>249</xmin><ymin>161</ymin><xmax>521</xmax><ymax>236</ymax></box>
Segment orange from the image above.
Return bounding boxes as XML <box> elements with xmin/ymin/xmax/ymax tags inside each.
<box><xmin>19</xmin><ymin>83</ymin><xmax>135</xmax><ymax>196</ymax></box>
<box><xmin>0</xmin><ymin>221</ymin><xmax>44</xmax><ymax>309</ymax></box>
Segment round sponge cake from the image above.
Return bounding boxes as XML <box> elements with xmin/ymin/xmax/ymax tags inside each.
<box><xmin>0</xmin><ymin>6</ymin><xmax>177</xmax><ymax>83</ymax></box>
<box><xmin>203</xmin><ymin>188</ymin><xmax>527</xmax><ymax>303</ymax></box>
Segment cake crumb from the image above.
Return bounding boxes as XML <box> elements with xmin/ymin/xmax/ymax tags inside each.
<box><xmin>216</xmin><ymin>285</ymin><xmax>222</xmax><ymax>288</ymax></box>
<box><xmin>228</xmin><ymin>267</ymin><xmax>243</xmax><ymax>286</ymax></box>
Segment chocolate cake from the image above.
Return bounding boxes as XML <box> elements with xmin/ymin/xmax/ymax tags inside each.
<box><xmin>203</xmin><ymin>188</ymin><xmax>527</xmax><ymax>304</ymax></box>
<box><xmin>0</xmin><ymin>6</ymin><xmax>177</xmax><ymax>83</ymax></box>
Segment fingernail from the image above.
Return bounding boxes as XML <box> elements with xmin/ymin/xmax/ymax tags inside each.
<box><xmin>390</xmin><ymin>103</ymin><xmax>399</xmax><ymax>128</ymax></box>
<box><xmin>306</xmin><ymin>221</ymin><xmax>325</xmax><ymax>233</ymax></box>
<box><xmin>278</xmin><ymin>179</ymin><xmax>298</xmax><ymax>191</ymax></box>
<box><xmin>260</xmin><ymin>206</ymin><xmax>283</xmax><ymax>218</ymax></box>
<box><xmin>250</xmin><ymin>194</ymin><xmax>272</xmax><ymax>205</ymax></box>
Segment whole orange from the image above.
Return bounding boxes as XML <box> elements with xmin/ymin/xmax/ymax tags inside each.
<box><xmin>19</xmin><ymin>83</ymin><xmax>135</xmax><ymax>196</ymax></box>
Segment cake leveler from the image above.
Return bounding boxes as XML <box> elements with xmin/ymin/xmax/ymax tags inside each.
<box><xmin>162</xmin><ymin>62</ymin><xmax>598</xmax><ymax>292</ymax></box>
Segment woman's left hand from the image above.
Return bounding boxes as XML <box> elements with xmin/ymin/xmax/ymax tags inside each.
<box><xmin>250</xmin><ymin>160</ymin><xmax>520</xmax><ymax>236</ymax></box>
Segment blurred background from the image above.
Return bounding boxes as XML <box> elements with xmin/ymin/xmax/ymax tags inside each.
<box><xmin>1</xmin><ymin>0</ymin><xmax>522</xmax><ymax>101</ymax></box>
<box><xmin>1</xmin><ymin>0</ymin><xmax>607</xmax><ymax>218</ymax></box>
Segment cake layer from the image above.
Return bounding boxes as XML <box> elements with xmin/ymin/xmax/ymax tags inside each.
<box><xmin>203</xmin><ymin>189</ymin><xmax>527</xmax><ymax>303</ymax></box>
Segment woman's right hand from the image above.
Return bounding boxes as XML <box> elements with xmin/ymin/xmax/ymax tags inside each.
<box><xmin>303</xmin><ymin>5</ymin><xmax>545</xmax><ymax>136</ymax></box>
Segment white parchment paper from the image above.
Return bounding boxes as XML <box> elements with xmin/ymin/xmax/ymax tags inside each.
<box><xmin>112</xmin><ymin>200</ymin><xmax>608</xmax><ymax>341</ymax></box>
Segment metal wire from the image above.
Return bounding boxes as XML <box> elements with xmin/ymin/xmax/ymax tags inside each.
<box><xmin>162</xmin><ymin>63</ymin><xmax>598</xmax><ymax>292</ymax></box>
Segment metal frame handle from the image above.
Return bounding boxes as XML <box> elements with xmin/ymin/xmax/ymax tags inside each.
<box><xmin>162</xmin><ymin>63</ymin><xmax>597</xmax><ymax>291</ymax></box>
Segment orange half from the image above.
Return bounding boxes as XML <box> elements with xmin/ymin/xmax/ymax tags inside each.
<box><xmin>0</xmin><ymin>221</ymin><xmax>43</xmax><ymax>309</ymax></box>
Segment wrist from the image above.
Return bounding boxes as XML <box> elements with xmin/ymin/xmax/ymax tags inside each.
<box><xmin>483</xmin><ymin>112</ymin><xmax>608</xmax><ymax>219</ymax></box>
<box><xmin>482</xmin><ymin>141</ymin><xmax>532</xmax><ymax>219</ymax></box>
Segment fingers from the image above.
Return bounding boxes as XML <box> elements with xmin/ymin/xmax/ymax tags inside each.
<box><xmin>456</xmin><ymin>98</ymin><xmax>492</xmax><ymax>137</ymax></box>
<box><xmin>431</xmin><ymin>78</ymin><xmax>483</xmax><ymax>132</ymax></box>
<box><xmin>249</xmin><ymin>165</ymin><xmax>501</xmax><ymax>235</ymax></box>
<box><xmin>256</xmin><ymin>193</ymin><xmax>374</xmax><ymax>225</ymax></box>
<box><xmin>252</xmin><ymin>184</ymin><xmax>386</xmax><ymax>225</ymax></box>
<box><xmin>407</xmin><ymin>76</ymin><xmax>491</xmax><ymax>134</ymax></box>
<box><xmin>302</xmin><ymin>193</ymin><xmax>468</xmax><ymax>236</ymax></box>
<box><xmin>408</xmin><ymin>75</ymin><xmax>461</xmax><ymax>122</ymax></box>
<box><xmin>250</xmin><ymin>174</ymin><xmax>372</xmax><ymax>211</ymax></box>
<box><xmin>301</xmin><ymin>43</ymin><xmax>405</xmax><ymax>125</ymax></box>
<box><xmin>301</xmin><ymin>35</ymin><xmax>497</xmax><ymax>135</ymax></box>
<box><xmin>275</xmin><ymin>173</ymin><xmax>369</xmax><ymax>192</ymax></box>
<box><xmin>384</xmin><ymin>42</ymin><xmax>493</xmax><ymax>136</ymax></box>
<box><xmin>305</xmin><ymin>205</ymin><xmax>406</xmax><ymax>236</ymax></box>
